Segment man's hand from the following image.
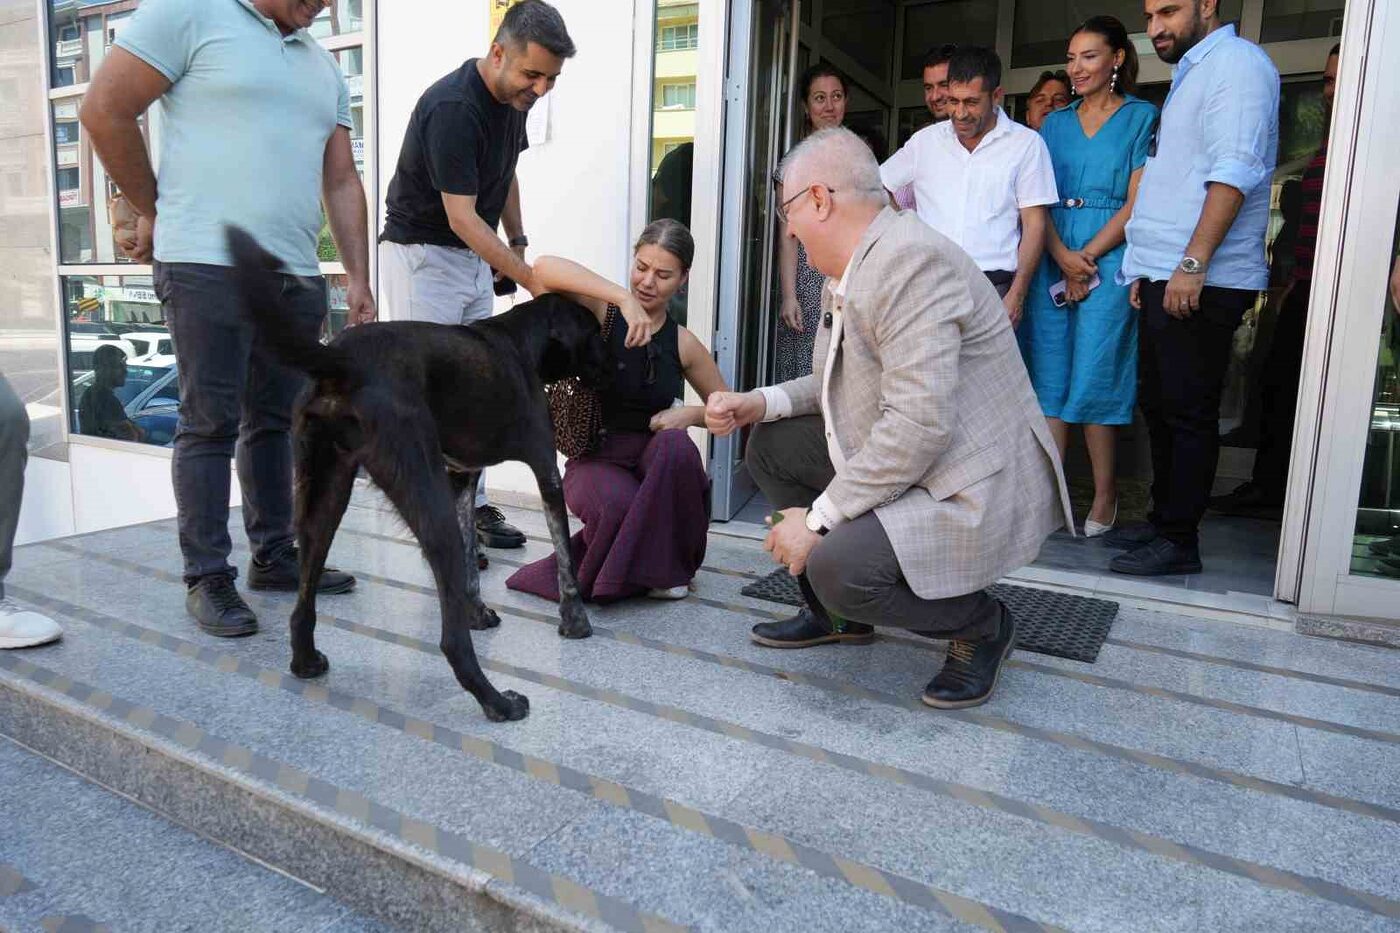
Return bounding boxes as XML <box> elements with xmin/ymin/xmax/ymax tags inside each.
<box><xmin>1064</xmin><ymin>277</ymin><xmax>1091</xmax><ymax>305</ymax></box>
<box><xmin>1129</xmin><ymin>278</ymin><xmax>1142</xmax><ymax>310</ymax></box>
<box><xmin>649</xmin><ymin>406</ymin><xmax>694</xmax><ymax>433</ymax></box>
<box><xmin>345</xmin><ymin>278</ymin><xmax>377</xmax><ymax>327</ymax></box>
<box><xmin>116</xmin><ymin>211</ymin><xmax>154</xmax><ymax>264</ymax></box>
<box><xmin>1163</xmin><ymin>268</ymin><xmax>1205</xmax><ymax>319</ymax></box>
<box><xmin>764</xmin><ymin>507</ymin><xmax>821</xmax><ymax>577</ymax></box>
<box><xmin>619</xmin><ymin>296</ymin><xmax>657</xmax><ymax>348</ymax></box>
<box><xmin>1003</xmin><ymin>290</ymin><xmax>1025</xmax><ymax>328</ymax></box>
<box><xmin>704</xmin><ymin>391</ymin><xmax>765</xmax><ymax>437</ymax></box>
<box><xmin>780</xmin><ymin>295</ymin><xmax>803</xmax><ymax>332</ymax></box>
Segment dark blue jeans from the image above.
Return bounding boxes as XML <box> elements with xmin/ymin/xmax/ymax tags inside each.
<box><xmin>0</xmin><ymin>375</ymin><xmax>28</xmax><ymax>601</ymax></box>
<box><xmin>155</xmin><ymin>262</ymin><xmax>327</xmax><ymax>585</ymax></box>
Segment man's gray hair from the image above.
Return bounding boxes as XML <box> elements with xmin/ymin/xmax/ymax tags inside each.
<box><xmin>496</xmin><ymin>0</ymin><xmax>577</xmax><ymax>59</ymax></box>
<box><xmin>777</xmin><ymin>127</ymin><xmax>886</xmax><ymax>204</ymax></box>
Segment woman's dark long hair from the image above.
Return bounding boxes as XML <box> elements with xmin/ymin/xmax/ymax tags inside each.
<box><xmin>1072</xmin><ymin>15</ymin><xmax>1139</xmax><ymax>97</ymax></box>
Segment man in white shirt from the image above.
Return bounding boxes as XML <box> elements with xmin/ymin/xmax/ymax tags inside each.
<box><xmin>880</xmin><ymin>45</ymin><xmax>1058</xmax><ymax>326</ymax></box>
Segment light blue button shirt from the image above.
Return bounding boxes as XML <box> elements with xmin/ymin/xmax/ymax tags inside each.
<box><xmin>1121</xmin><ymin>25</ymin><xmax>1279</xmax><ymax>290</ymax></box>
<box><xmin>116</xmin><ymin>0</ymin><xmax>351</xmax><ymax>275</ymax></box>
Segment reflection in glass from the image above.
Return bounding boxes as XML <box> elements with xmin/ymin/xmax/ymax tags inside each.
<box><xmin>821</xmin><ymin>0</ymin><xmax>894</xmax><ymax>84</ymax></box>
<box><xmin>52</xmin><ymin>98</ymin><xmax>150</xmax><ymax>264</ymax></box>
<box><xmin>1350</xmin><ymin>204</ymin><xmax>1400</xmax><ymax>580</ymax></box>
<box><xmin>1011</xmin><ymin>0</ymin><xmax>1242</xmax><ymax>69</ymax></box>
<box><xmin>648</xmin><ymin>0</ymin><xmax>700</xmax><ymax>325</ymax></box>
<box><xmin>62</xmin><ymin>274</ymin><xmax>177</xmax><ymax>448</ymax></box>
<box><xmin>318</xmin><ymin>46</ymin><xmax>367</xmax><ymax>265</ymax></box>
<box><xmin>1261</xmin><ymin>0</ymin><xmax>1345</xmax><ymax>44</ymax></box>
<box><xmin>49</xmin><ymin>0</ymin><xmax>140</xmax><ymax>87</ymax></box>
<box><xmin>901</xmin><ymin>1</ymin><xmax>997</xmax><ymax>80</ymax></box>
<box><xmin>309</xmin><ymin>0</ymin><xmax>364</xmax><ymax>40</ymax></box>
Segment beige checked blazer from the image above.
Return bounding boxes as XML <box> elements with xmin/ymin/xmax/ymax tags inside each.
<box><xmin>776</xmin><ymin>208</ymin><xmax>1073</xmax><ymax>599</ymax></box>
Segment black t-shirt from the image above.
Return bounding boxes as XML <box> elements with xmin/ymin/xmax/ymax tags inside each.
<box><xmin>380</xmin><ymin>59</ymin><xmax>528</xmax><ymax>248</ymax></box>
<box><xmin>600</xmin><ymin>308</ymin><xmax>684</xmax><ymax>434</ymax></box>
<box><xmin>78</xmin><ymin>385</ymin><xmax>129</xmax><ymax>439</ymax></box>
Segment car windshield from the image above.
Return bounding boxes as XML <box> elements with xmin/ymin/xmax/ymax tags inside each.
<box><xmin>113</xmin><ymin>365</ymin><xmax>170</xmax><ymax>406</ymax></box>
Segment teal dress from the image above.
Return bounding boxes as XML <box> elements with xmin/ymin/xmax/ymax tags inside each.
<box><xmin>1019</xmin><ymin>96</ymin><xmax>1159</xmax><ymax>425</ymax></box>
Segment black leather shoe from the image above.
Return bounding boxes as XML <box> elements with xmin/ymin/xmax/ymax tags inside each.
<box><xmin>922</xmin><ymin>603</ymin><xmax>1016</xmax><ymax>710</ymax></box>
<box><xmin>187</xmin><ymin>574</ymin><xmax>258</xmax><ymax>637</ymax></box>
<box><xmin>1208</xmin><ymin>481</ymin><xmax>1282</xmax><ymax>517</ymax></box>
<box><xmin>477</xmin><ymin>505</ymin><xmax>527</xmax><ymax>549</ymax></box>
<box><xmin>1101</xmin><ymin>520</ymin><xmax>1158</xmax><ymax>550</ymax></box>
<box><xmin>751</xmin><ymin>608</ymin><xmax>874</xmax><ymax>649</ymax></box>
<box><xmin>247</xmin><ymin>548</ymin><xmax>356</xmax><ymax>594</ymax></box>
<box><xmin>1109</xmin><ymin>537</ymin><xmax>1203</xmax><ymax>576</ymax></box>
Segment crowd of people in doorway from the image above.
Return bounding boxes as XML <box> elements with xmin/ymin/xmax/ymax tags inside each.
<box><xmin>2</xmin><ymin>0</ymin><xmax>1397</xmax><ymax>711</ymax></box>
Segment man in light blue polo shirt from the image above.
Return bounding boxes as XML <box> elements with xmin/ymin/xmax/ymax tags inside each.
<box><xmin>79</xmin><ymin>0</ymin><xmax>375</xmax><ymax>636</ymax></box>
<box><xmin>1106</xmin><ymin>0</ymin><xmax>1279</xmax><ymax>577</ymax></box>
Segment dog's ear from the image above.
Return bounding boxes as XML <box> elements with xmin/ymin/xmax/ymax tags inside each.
<box><xmin>538</xmin><ymin>338</ymin><xmax>575</xmax><ymax>384</ymax></box>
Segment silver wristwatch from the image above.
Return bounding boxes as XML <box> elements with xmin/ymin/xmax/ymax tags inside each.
<box><xmin>1178</xmin><ymin>256</ymin><xmax>1206</xmax><ymax>275</ymax></box>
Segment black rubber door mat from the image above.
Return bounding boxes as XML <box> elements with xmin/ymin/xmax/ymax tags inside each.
<box><xmin>740</xmin><ymin>570</ymin><xmax>1118</xmax><ymax>663</ymax></box>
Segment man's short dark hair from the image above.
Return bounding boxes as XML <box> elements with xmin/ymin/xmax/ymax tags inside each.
<box><xmin>947</xmin><ymin>45</ymin><xmax>1003</xmax><ymax>93</ymax></box>
<box><xmin>495</xmin><ymin>0</ymin><xmax>576</xmax><ymax>59</ymax></box>
<box><xmin>93</xmin><ymin>344</ymin><xmax>126</xmax><ymax>370</ymax></box>
<box><xmin>1329</xmin><ymin>42</ymin><xmax>1341</xmax><ymax>58</ymax></box>
<box><xmin>920</xmin><ymin>43</ymin><xmax>957</xmax><ymax>73</ymax></box>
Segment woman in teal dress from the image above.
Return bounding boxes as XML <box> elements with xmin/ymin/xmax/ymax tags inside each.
<box><xmin>1019</xmin><ymin>15</ymin><xmax>1158</xmax><ymax>537</ymax></box>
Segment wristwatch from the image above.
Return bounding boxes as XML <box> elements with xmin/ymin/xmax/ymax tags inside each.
<box><xmin>1178</xmin><ymin>256</ymin><xmax>1206</xmax><ymax>275</ymax></box>
<box><xmin>508</xmin><ymin>235</ymin><xmax>529</xmax><ymax>248</ymax></box>
<box><xmin>804</xmin><ymin>510</ymin><xmax>830</xmax><ymax>536</ymax></box>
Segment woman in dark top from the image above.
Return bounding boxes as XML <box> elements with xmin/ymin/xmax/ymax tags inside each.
<box><xmin>507</xmin><ymin>220</ymin><xmax>729</xmax><ymax>603</ymax></box>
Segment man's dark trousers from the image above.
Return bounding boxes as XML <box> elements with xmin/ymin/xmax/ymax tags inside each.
<box><xmin>745</xmin><ymin>415</ymin><xmax>998</xmax><ymax>640</ymax></box>
<box><xmin>156</xmin><ymin>262</ymin><xmax>328</xmax><ymax>585</ymax></box>
<box><xmin>1248</xmin><ymin>284</ymin><xmax>1310</xmax><ymax>499</ymax></box>
<box><xmin>1137</xmin><ymin>280</ymin><xmax>1259</xmax><ymax>549</ymax></box>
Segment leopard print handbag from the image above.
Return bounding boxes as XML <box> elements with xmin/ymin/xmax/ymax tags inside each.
<box><xmin>545</xmin><ymin>305</ymin><xmax>617</xmax><ymax>458</ymax></box>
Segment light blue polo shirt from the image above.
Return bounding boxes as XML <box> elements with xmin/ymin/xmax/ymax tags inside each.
<box><xmin>116</xmin><ymin>0</ymin><xmax>351</xmax><ymax>275</ymax></box>
<box><xmin>1121</xmin><ymin>25</ymin><xmax>1279</xmax><ymax>290</ymax></box>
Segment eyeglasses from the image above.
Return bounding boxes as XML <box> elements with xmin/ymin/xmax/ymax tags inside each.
<box><xmin>776</xmin><ymin>183</ymin><xmax>836</xmax><ymax>223</ymax></box>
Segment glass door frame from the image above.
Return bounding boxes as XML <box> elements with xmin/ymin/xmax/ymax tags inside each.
<box><xmin>1286</xmin><ymin>0</ymin><xmax>1400</xmax><ymax>619</ymax></box>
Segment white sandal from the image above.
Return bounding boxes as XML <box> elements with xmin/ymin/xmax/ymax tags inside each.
<box><xmin>1083</xmin><ymin>502</ymin><xmax>1118</xmax><ymax>538</ymax></box>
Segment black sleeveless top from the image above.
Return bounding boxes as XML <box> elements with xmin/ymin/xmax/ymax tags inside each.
<box><xmin>599</xmin><ymin>306</ymin><xmax>684</xmax><ymax>434</ymax></box>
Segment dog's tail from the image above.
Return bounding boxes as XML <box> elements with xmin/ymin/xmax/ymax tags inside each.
<box><xmin>225</xmin><ymin>225</ymin><xmax>357</xmax><ymax>386</ymax></box>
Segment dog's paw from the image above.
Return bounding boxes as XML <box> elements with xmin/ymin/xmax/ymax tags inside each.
<box><xmin>469</xmin><ymin>606</ymin><xmax>501</xmax><ymax>631</ymax></box>
<box><xmin>482</xmin><ymin>690</ymin><xmax>530</xmax><ymax>722</ymax></box>
<box><xmin>557</xmin><ymin>605</ymin><xmax>592</xmax><ymax>640</ymax></box>
<box><xmin>290</xmin><ymin>650</ymin><xmax>330</xmax><ymax>679</ymax></box>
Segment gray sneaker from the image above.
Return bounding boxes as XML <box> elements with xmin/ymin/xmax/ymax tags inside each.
<box><xmin>186</xmin><ymin>574</ymin><xmax>258</xmax><ymax>637</ymax></box>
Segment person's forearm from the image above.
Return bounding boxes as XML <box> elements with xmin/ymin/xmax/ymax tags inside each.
<box><xmin>323</xmin><ymin>173</ymin><xmax>371</xmax><ymax>284</ymax></box>
<box><xmin>1082</xmin><ymin>207</ymin><xmax>1130</xmax><ymax>261</ymax></box>
<box><xmin>450</xmin><ymin>213</ymin><xmax>533</xmax><ymax>292</ymax></box>
<box><xmin>1011</xmin><ymin>210</ymin><xmax>1047</xmax><ymax>299</ymax></box>
<box><xmin>1185</xmin><ymin>183</ymin><xmax>1246</xmax><ymax>266</ymax></box>
<box><xmin>79</xmin><ymin>107</ymin><xmax>157</xmax><ymax>216</ymax></box>
<box><xmin>501</xmin><ymin>176</ymin><xmax>524</xmax><ymax>242</ymax></box>
<box><xmin>532</xmin><ymin>255</ymin><xmax>632</xmax><ymax>321</ymax></box>
<box><xmin>780</xmin><ymin>233</ymin><xmax>798</xmax><ymax>303</ymax></box>
<box><xmin>1045</xmin><ymin>224</ymin><xmax>1071</xmax><ymax>266</ymax></box>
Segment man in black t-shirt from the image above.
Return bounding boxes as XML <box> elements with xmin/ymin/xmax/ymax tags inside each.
<box><xmin>79</xmin><ymin>344</ymin><xmax>144</xmax><ymax>442</ymax></box>
<box><xmin>379</xmin><ymin>0</ymin><xmax>575</xmax><ymax>550</ymax></box>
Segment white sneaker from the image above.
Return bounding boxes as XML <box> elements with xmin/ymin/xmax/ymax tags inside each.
<box><xmin>0</xmin><ymin>597</ymin><xmax>62</xmax><ymax>649</ymax></box>
<box><xmin>647</xmin><ymin>584</ymin><xmax>690</xmax><ymax>600</ymax></box>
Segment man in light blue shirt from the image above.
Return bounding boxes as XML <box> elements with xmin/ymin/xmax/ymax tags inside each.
<box><xmin>80</xmin><ymin>0</ymin><xmax>374</xmax><ymax>635</ymax></box>
<box><xmin>1107</xmin><ymin>0</ymin><xmax>1279</xmax><ymax>577</ymax></box>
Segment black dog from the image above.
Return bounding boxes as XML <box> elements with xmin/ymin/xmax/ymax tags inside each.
<box><xmin>227</xmin><ymin>226</ymin><xmax>606</xmax><ymax>722</ymax></box>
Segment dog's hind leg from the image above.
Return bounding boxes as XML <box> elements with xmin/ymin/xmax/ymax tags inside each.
<box><xmin>449</xmin><ymin>469</ymin><xmax>500</xmax><ymax>631</ymax></box>
<box><xmin>530</xmin><ymin>460</ymin><xmax>591</xmax><ymax>639</ymax></box>
<box><xmin>363</xmin><ymin>413</ymin><xmax>527</xmax><ymax>722</ymax></box>
<box><xmin>288</xmin><ymin>416</ymin><xmax>357</xmax><ymax>680</ymax></box>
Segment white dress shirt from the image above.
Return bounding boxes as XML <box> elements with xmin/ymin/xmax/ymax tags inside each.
<box><xmin>757</xmin><ymin>252</ymin><xmax>856</xmax><ymax>533</ymax></box>
<box><xmin>879</xmin><ymin>111</ymin><xmax>1058</xmax><ymax>272</ymax></box>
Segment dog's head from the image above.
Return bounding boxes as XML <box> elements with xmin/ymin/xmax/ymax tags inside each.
<box><xmin>535</xmin><ymin>295</ymin><xmax>610</xmax><ymax>388</ymax></box>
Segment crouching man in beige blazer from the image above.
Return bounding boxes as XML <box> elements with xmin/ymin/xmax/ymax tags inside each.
<box><xmin>707</xmin><ymin>128</ymin><xmax>1072</xmax><ymax>709</ymax></box>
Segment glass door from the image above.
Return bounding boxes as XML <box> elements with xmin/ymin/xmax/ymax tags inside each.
<box><xmin>1293</xmin><ymin>0</ymin><xmax>1400</xmax><ymax>620</ymax></box>
<box><xmin>711</xmin><ymin>0</ymin><xmax>797</xmax><ymax>520</ymax></box>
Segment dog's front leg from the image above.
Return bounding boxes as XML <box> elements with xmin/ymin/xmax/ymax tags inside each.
<box><xmin>532</xmin><ymin>462</ymin><xmax>590</xmax><ymax>639</ymax></box>
<box><xmin>455</xmin><ymin>470</ymin><xmax>499</xmax><ymax>631</ymax></box>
